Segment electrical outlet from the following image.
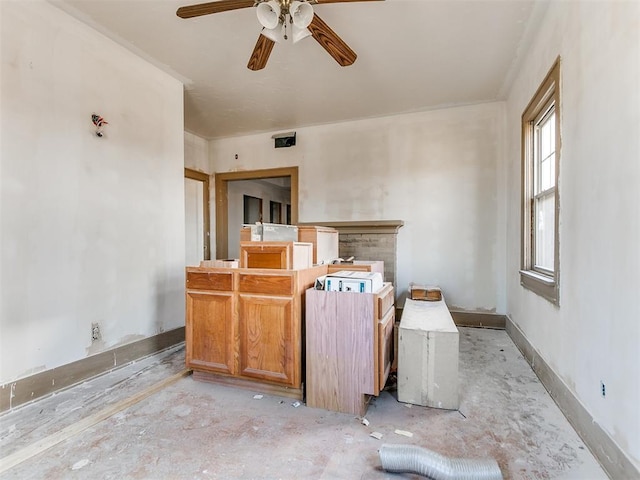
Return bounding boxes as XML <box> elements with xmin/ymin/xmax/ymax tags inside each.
<box><xmin>91</xmin><ymin>323</ymin><xmax>102</xmax><ymax>342</ymax></box>
<box><xmin>600</xmin><ymin>381</ymin><xmax>606</xmax><ymax>398</ymax></box>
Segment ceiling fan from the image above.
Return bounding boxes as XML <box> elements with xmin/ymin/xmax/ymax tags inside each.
<box><xmin>176</xmin><ymin>0</ymin><xmax>384</xmax><ymax>71</ymax></box>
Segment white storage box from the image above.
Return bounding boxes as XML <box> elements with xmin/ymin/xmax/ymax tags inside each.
<box><xmin>397</xmin><ymin>298</ymin><xmax>459</xmax><ymax>410</ymax></box>
<box><xmin>242</xmin><ymin>223</ymin><xmax>298</xmax><ymax>242</ymax></box>
<box><xmin>324</xmin><ymin>271</ymin><xmax>383</xmax><ymax>294</ymax></box>
<box><xmin>298</xmin><ymin>226</ymin><xmax>339</xmax><ymax>265</ymax></box>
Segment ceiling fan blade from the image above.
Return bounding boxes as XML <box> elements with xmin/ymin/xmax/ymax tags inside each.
<box><xmin>312</xmin><ymin>0</ymin><xmax>383</xmax><ymax>3</ymax></box>
<box><xmin>247</xmin><ymin>34</ymin><xmax>276</xmax><ymax>71</ymax></box>
<box><xmin>177</xmin><ymin>0</ymin><xmax>255</xmax><ymax>19</ymax></box>
<box><xmin>307</xmin><ymin>14</ymin><xmax>357</xmax><ymax>67</ymax></box>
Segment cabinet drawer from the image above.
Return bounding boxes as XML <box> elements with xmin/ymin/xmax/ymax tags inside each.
<box><xmin>377</xmin><ymin>307</ymin><xmax>395</xmax><ymax>393</ymax></box>
<box><xmin>377</xmin><ymin>283</ymin><xmax>395</xmax><ymax>319</ymax></box>
<box><xmin>238</xmin><ymin>274</ymin><xmax>293</xmax><ymax>296</ymax></box>
<box><xmin>186</xmin><ymin>271</ymin><xmax>233</xmax><ymax>291</ymax></box>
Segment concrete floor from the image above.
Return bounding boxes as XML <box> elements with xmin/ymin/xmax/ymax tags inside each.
<box><xmin>0</xmin><ymin>327</ymin><xmax>607</xmax><ymax>479</ymax></box>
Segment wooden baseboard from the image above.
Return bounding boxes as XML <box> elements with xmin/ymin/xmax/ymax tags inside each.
<box><xmin>506</xmin><ymin>317</ymin><xmax>638</xmax><ymax>479</ymax></box>
<box><xmin>449</xmin><ymin>310</ymin><xmax>506</xmax><ymax>329</ymax></box>
<box><xmin>0</xmin><ymin>327</ymin><xmax>185</xmax><ymax>413</ymax></box>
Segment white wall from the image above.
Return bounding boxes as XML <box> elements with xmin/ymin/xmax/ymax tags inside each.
<box><xmin>210</xmin><ymin>102</ymin><xmax>505</xmax><ymax>311</ymax></box>
<box><xmin>184</xmin><ymin>131</ymin><xmax>209</xmax><ymax>172</ymax></box>
<box><xmin>0</xmin><ymin>1</ymin><xmax>185</xmax><ymax>382</ymax></box>
<box><xmin>504</xmin><ymin>1</ymin><xmax>640</xmax><ymax>470</ymax></box>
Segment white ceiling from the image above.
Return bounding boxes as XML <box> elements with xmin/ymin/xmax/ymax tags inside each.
<box><xmin>52</xmin><ymin>0</ymin><xmax>542</xmax><ymax>139</ymax></box>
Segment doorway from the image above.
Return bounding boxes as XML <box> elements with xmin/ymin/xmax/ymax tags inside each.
<box><xmin>215</xmin><ymin>167</ymin><xmax>299</xmax><ymax>259</ymax></box>
<box><xmin>244</xmin><ymin>195</ymin><xmax>263</xmax><ymax>224</ymax></box>
<box><xmin>184</xmin><ymin>168</ymin><xmax>211</xmax><ymax>266</ymax></box>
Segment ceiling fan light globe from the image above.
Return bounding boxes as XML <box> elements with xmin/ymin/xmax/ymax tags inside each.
<box><xmin>291</xmin><ymin>25</ymin><xmax>311</xmax><ymax>44</ymax></box>
<box><xmin>261</xmin><ymin>25</ymin><xmax>283</xmax><ymax>43</ymax></box>
<box><xmin>290</xmin><ymin>1</ymin><xmax>314</xmax><ymax>28</ymax></box>
<box><xmin>256</xmin><ymin>0</ymin><xmax>281</xmax><ymax>29</ymax></box>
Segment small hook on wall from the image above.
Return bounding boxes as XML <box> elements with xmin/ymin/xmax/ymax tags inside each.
<box><xmin>91</xmin><ymin>113</ymin><xmax>108</xmax><ymax>137</ymax></box>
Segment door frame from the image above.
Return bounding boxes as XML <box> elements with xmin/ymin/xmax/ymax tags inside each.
<box><xmin>185</xmin><ymin>167</ymin><xmax>211</xmax><ymax>260</ymax></box>
<box><xmin>215</xmin><ymin>167</ymin><xmax>298</xmax><ymax>259</ymax></box>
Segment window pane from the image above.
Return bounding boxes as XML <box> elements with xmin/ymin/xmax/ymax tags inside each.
<box><xmin>540</xmin><ymin>118</ymin><xmax>552</xmax><ymax>159</ymax></box>
<box><xmin>536</xmin><ymin>110</ymin><xmax>555</xmax><ymax>193</ymax></box>
<box><xmin>270</xmin><ymin>201</ymin><xmax>281</xmax><ymax>223</ymax></box>
<box><xmin>540</xmin><ymin>153</ymin><xmax>555</xmax><ymax>191</ymax></box>
<box><xmin>535</xmin><ymin>193</ymin><xmax>555</xmax><ymax>271</ymax></box>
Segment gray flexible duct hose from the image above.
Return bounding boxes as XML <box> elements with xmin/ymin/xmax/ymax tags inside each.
<box><xmin>379</xmin><ymin>444</ymin><xmax>503</xmax><ymax>480</ymax></box>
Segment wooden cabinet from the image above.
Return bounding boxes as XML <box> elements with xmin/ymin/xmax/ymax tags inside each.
<box><xmin>305</xmin><ymin>283</ymin><xmax>395</xmax><ymax>415</ymax></box>
<box><xmin>239</xmin><ymin>241</ymin><xmax>313</xmax><ymax>270</ymax></box>
<box><xmin>186</xmin><ymin>265</ymin><xmax>326</xmax><ymax>399</ymax></box>
<box><xmin>297</xmin><ymin>226</ymin><xmax>339</xmax><ymax>264</ymax></box>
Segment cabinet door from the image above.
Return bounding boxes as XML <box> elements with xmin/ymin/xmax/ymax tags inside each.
<box><xmin>238</xmin><ymin>294</ymin><xmax>297</xmax><ymax>386</ymax></box>
<box><xmin>377</xmin><ymin>307</ymin><xmax>395</xmax><ymax>394</ymax></box>
<box><xmin>186</xmin><ymin>291</ymin><xmax>235</xmax><ymax>375</ymax></box>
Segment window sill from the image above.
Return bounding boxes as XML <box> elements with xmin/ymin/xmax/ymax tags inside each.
<box><xmin>520</xmin><ymin>269</ymin><xmax>559</xmax><ymax>305</ymax></box>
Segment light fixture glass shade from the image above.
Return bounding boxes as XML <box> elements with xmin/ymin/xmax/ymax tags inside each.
<box><xmin>261</xmin><ymin>24</ymin><xmax>284</xmax><ymax>43</ymax></box>
<box><xmin>291</xmin><ymin>25</ymin><xmax>311</xmax><ymax>44</ymax></box>
<box><xmin>290</xmin><ymin>1</ymin><xmax>314</xmax><ymax>28</ymax></box>
<box><xmin>257</xmin><ymin>0</ymin><xmax>281</xmax><ymax>29</ymax></box>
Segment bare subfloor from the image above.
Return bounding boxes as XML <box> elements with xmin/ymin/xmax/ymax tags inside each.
<box><xmin>1</xmin><ymin>328</ymin><xmax>607</xmax><ymax>479</ymax></box>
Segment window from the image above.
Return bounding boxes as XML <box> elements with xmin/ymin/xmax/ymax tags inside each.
<box><xmin>521</xmin><ymin>58</ymin><xmax>561</xmax><ymax>304</ymax></box>
<box><xmin>270</xmin><ymin>201</ymin><xmax>282</xmax><ymax>223</ymax></box>
<box><xmin>243</xmin><ymin>195</ymin><xmax>262</xmax><ymax>224</ymax></box>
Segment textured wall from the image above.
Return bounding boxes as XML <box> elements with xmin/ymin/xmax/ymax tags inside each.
<box><xmin>0</xmin><ymin>1</ymin><xmax>185</xmax><ymax>383</ymax></box>
<box><xmin>504</xmin><ymin>0</ymin><xmax>640</xmax><ymax>471</ymax></box>
<box><xmin>210</xmin><ymin>102</ymin><xmax>505</xmax><ymax>312</ymax></box>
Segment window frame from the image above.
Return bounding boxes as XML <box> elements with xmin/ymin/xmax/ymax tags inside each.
<box><xmin>520</xmin><ymin>58</ymin><xmax>561</xmax><ymax>305</ymax></box>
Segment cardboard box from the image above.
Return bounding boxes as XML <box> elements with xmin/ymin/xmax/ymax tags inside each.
<box><xmin>324</xmin><ymin>271</ymin><xmax>383</xmax><ymax>293</ymax></box>
<box><xmin>409</xmin><ymin>283</ymin><xmax>442</xmax><ymax>301</ymax></box>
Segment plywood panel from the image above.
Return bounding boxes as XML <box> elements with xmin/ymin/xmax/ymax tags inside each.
<box><xmin>305</xmin><ymin>289</ymin><xmax>375</xmax><ymax>415</ymax></box>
